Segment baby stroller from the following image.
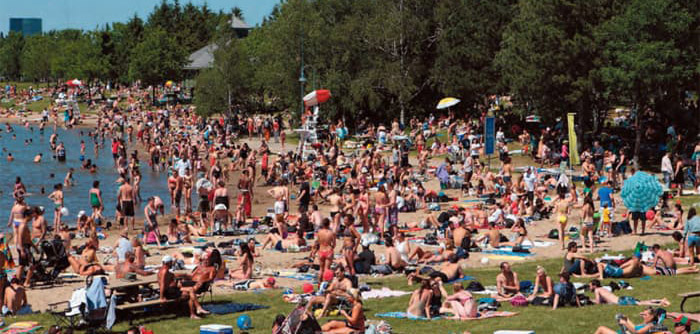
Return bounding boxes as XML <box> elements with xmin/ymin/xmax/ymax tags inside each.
<box><xmin>275</xmin><ymin>304</ymin><xmax>322</xmax><ymax>334</ymax></box>
<box><xmin>31</xmin><ymin>237</ymin><xmax>70</xmax><ymax>286</ymax></box>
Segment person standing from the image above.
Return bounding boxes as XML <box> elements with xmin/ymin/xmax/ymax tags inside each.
<box><xmin>661</xmin><ymin>151</ymin><xmax>673</xmax><ymax>189</ymax></box>
<box><xmin>118</xmin><ymin>178</ymin><xmax>135</xmax><ymax>231</ymax></box>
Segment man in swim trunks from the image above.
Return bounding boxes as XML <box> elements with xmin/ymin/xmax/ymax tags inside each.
<box><xmin>493</xmin><ymin>262</ymin><xmax>520</xmax><ymax>302</ymax></box>
<box><xmin>16</xmin><ymin>215</ymin><xmax>37</xmax><ymax>286</ymax></box>
<box><xmin>118</xmin><ymin>178</ymin><xmax>135</xmax><ymax>230</ymax></box>
<box><xmin>267</xmin><ymin>183</ymin><xmax>289</xmax><ymax>218</ymax></box>
<box><xmin>644</xmin><ymin>244</ymin><xmax>699</xmax><ymax>276</ymax></box>
<box><xmin>316</xmin><ymin>218</ymin><xmax>336</xmax><ymax>283</ymax></box>
<box><xmin>597</xmin><ymin>253</ymin><xmax>644</xmax><ymax>279</ymax></box>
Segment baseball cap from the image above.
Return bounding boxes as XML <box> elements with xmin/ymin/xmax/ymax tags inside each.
<box><xmin>266</xmin><ymin>277</ymin><xmax>276</xmax><ymax>285</ymax></box>
<box><xmin>673</xmin><ymin>316</ymin><xmax>690</xmax><ymax>326</ymax></box>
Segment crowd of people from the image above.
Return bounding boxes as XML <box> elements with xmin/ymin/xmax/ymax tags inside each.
<box><xmin>1</xmin><ymin>82</ymin><xmax>700</xmax><ymax>333</ymax></box>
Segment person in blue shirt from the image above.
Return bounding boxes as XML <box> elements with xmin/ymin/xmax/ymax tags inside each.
<box><xmin>593</xmin><ymin>307</ymin><xmax>660</xmax><ymax>334</ymax></box>
<box><xmin>683</xmin><ymin>208</ymin><xmax>700</xmax><ymax>266</ymax></box>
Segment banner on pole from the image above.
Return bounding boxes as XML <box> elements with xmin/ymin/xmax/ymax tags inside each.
<box><xmin>485</xmin><ymin>116</ymin><xmax>495</xmax><ymax>155</ymax></box>
<box><xmin>567</xmin><ymin>113</ymin><xmax>580</xmax><ymax>166</ymax></box>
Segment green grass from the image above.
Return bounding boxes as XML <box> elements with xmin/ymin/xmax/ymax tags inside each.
<box><xmin>13</xmin><ymin>245</ymin><xmax>700</xmax><ymax>334</ymax></box>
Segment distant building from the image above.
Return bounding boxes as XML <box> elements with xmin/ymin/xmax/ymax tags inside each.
<box><xmin>9</xmin><ymin>18</ymin><xmax>42</xmax><ymax>36</ymax></box>
<box><xmin>185</xmin><ymin>15</ymin><xmax>251</xmax><ymax>71</ymax></box>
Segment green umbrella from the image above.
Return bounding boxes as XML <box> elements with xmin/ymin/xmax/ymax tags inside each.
<box><xmin>620</xmin><ymin>171</ymin><xmax>663</xmax><ymax>212</ymax></box>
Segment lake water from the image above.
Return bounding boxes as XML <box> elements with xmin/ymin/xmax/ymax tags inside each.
<box><xmin>0</xmin><ymin>125</ymin><xmax>173</xmax><ymax>230</ymax></box>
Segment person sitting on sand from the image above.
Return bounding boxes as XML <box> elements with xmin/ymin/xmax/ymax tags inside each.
<box><xmin>228</xmin><ymin>243</ymin><xmax>254</xmax><ymax>280</ymax></box>
<box><xmin>493</xmin><ymin>262</ymin><xmax>521</xmax><ymax>302</ymax></box>
<box><xmin>474</xmin><ymin>222</ymin><xmax>503</xmax><ymax>249</ymax></box>
<box><xmin>321</xmin><ymin>288</ymin><xmax>365</xmax><ymax>334</ymax></box>
<box><xmin>67</xmin><ymin>239</ymin><xmax>106</xmax><ymax>276</ymax></box>
<box><xmin>439</xmin><ymin>282</ymin><xmax>477</xmax><ymax>319</ymax></box>
<box><xmin>2</xmin><ymin>278</ymin><xmax>27</xmax><ymax>316</ymax></box>
<box><xmin>597</xmin><ymin>252</ymin><xmax>644</xmax><ymax>280</ymax></box>
<box><xmin>232</xmin><ymin>277</ymin><xmax>278</xmax><ymax>291</ymax></box>
<box><xmin>588</xmin><ymin>279</ymin><xmax>670</xmax><ymax>307</ymax></box>
<box><xmin>408</xmin><ymin>238</ymin><xmax>456</xmax><ymax>264</ymax></box>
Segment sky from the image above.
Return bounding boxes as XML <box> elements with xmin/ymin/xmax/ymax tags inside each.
<box><xmin>0</xmin><ymin>0</ymin><xmax>279</xmax><ymax>34</ymax></box>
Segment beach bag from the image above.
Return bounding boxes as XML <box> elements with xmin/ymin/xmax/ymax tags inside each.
<box><xmin>370</xmin><ymin>264</ymin><xmax>392</xmax><ymax>275</ymax></box>
<box><xmin>519</xmin><ymin>280</ymin><xmax>533</xmax><ymax>293</ymax></box>
<box><xmin>512</xmin><ymin>245</ymin><xmax>530</xmax><ymax>253</ymax></box>
<box><xmin>510</xmin><ymin>295</ymin><xmax>529</xmax><ymax>307</ymax></box>
<box><xmin>530</xmin><ymin>296</ymin><xmax>551</xmax><ymax>306</ymax></box>
<box><xmin>466</xmin><ymin>281</ymin><xmax>485</xmax><ymax>292</ymax></box>
<box><xmin>547</xmin><ymin>229</ymin><xmax>559</xmax><ymax>239</ymax></box>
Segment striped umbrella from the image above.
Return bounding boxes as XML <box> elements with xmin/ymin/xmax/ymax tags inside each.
<box><xmin>620</xmin><ymin>171</ymin><xmax>663</xmax><ymax>212</ymax></box>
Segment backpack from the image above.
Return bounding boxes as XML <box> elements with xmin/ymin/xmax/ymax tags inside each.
<box><xmin>548</xmin><ymin>229</ymin><xmax>559</xmax><ymax>239</ymax></box>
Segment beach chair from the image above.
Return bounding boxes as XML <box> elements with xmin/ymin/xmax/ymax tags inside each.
<box><xmin>49</xmin><ymin>276</ymin><xmax>114</xmax><ymax>333</ymax></box>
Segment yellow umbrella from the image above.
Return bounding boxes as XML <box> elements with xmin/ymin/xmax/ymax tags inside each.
<box><xmin>437</xmin><ymin>97</ymin><xmax>461</xmax><ymax>109</ymax></box>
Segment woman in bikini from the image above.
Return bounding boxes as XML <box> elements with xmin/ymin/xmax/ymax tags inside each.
<box><xmin>527</xmin><ymin>266</ymin><xmax>554</xmax><ymax>303</ymax></box>
<box><xmin>48</xmin><ymin>184</ymin><xmax>64</xmax><ymax>233</ymax></box>
<box><xmin>229</xmin><ymin>243</ymin><xmax>253</xmax><ymax>280</ymax></box>
<box><xmin>440</xmin><ymin>282</ymin><xmax>477</xmax><ymax>319</ymax></box>
<box><xmin>577</xmin><ymin>195</ymin><xmax>596</xmax><ymax>253</ymax></box>
<box><xmin>341</xmin><ymin>214</ymin><xmax>361</xmax><ymax>276</ymax></box>
<box><xmin>321</xmin><ymin>289</ymin><xmax>365</xmax><ymax>334</ymax></box>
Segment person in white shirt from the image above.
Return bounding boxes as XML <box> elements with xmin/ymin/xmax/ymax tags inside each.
<box><xmin>661</xmin><ymin>152</ymin><xmax>673</xmax><ymax>188</ymax></box>
<box><xmin>523</xmin><ymin>167</ymin><xmax>537</xmax><ymax>205</ymax></box>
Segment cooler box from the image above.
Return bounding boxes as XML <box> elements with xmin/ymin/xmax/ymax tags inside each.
<box><xmin>200</xmin><ymin>324</ymin><xmax>233</xmax><ymax>334</ymax></box>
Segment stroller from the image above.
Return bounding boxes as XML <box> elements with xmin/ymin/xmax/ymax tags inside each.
<box><xmin>30</xmin><ymin>237</ymin><xmax>70</xmax><ymax>286</ymax></box>
<box><xmin>275</xmin><ymin>305</ymin><xmax>322</xmax><ymax>334</ymax></box>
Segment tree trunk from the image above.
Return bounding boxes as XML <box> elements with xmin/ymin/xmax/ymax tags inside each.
<box><xmin>632</xmin><ymin>104</ymin><xmax>641</xmax><ymax>170</ymax></box>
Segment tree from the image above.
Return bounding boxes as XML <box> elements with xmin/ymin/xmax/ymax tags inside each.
<box><xmin>496</xmin><ymin>0</ymin><xmax>621</xmax><ymax>131</ymax></box>
<box><xmin>432</xmin><ymin>0</ymin><xmax>516</xmax><ymax>110</ymax></box>
<box><xmin>128</xmin><ymin>27</ymin><xmax>187</xmax><ymax>94</ymax></box>
<box><xmin>0</xmin><ymin>31</ymin><xmax>25</xmax><ymax>80</ymax></box>
<box><xmin>596</xmin><ymin>0</ymin><xmax>695</xmax><ymax>166</ymax></box>
<box><xmin>21</xmin><ymin>34</ymin><xmax>54</xmax><ymax>84</ymax></box>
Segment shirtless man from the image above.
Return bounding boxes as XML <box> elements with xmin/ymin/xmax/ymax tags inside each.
<box><xmin>436</xmin><ymin>254</ymin><xmax>463</xmax><ymax>282</ymax></box>
<box><xmin>384</xmin><ymin>237</ymin><xmax>407</xmax><ymax>272</ymax></box>
<box><xmin>118</xmin><ymin>178</ymin><xmax>136</xmax><ymax>230</ymax></box>
<box><xmin>644</xmin><ymin>244</ymin><xmax>699</xmax><ymax>276</ymax></box>
<box><xmin>115</xmin><ymin>252</ymin><xmax>153</xmax><ymax>279</ymax></box>
<box><xmin>309</xmin><ymin>265</ymin><xmax>353</xmax><ymax>317</ymax></box>
<box><xmin>493</xmin><ymin>262</ymin><xmax>520</xmax><ymax>301</ymax></box>
<box><xmin>328</xmin><ymin>188</ymin><xmax>344</xmax><ymax>232</ymax></box>
<box><xmin>316</xmin><ymin>219</ymin><xmax>336</xmax><ymax>282</ymax></box>
<box><xmin>237</xmin><ymin>170</ymin><xmax>252</xmax><ymax>223</ymax></box>
<box><xmin>588</xmin><ymin>279</ymin><xmax>670</xmax><ymax>307</ymax></box>
<box><xmin>16</xmin><ymin>214</ymin><xmax>38</xmax><ymax>286</ymax></box>
<box><xmin>597</xmin><ymin>253</ymin><xmax>644</xmax><ymax>280</ymax></box>
<box><xmin>267</xmin><ymin>183</ymin><xmax>290</xmax><ymax>218</ymax></box>
<box><xmin>310</xmin><ymin>205</ymin><xmax>324</xmax><ymax>230</ymax></box>
<box><xmin>30</xmin><ymin>207</ymin><xmax>47</xmax><ymax>243</ymax></box>
<box><xmin>475</xmin><ymin>222</ymin><xmax>501</xmax><ymax>248</ymax></box>
<box><xmin>158</xmin><ymin>256</ymin><xmax>211</xmax><ymax>319</ymax></box>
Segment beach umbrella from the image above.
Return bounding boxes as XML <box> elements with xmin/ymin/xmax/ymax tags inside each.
<box><xmin>303</xmin><ymin>89</ymin><xmax>331</xmax><ymax>107</ymax></box>
<box><xmin>620</xmin><ymin>171</ymin><xmax>663</xmax><ymax>212</ymax></box>
<box><xmin>66</xmin><ymin>79</ymin><xmax>82</xmax><ymax>87</ymax></box>
<box><xmin>436</xmin><ymin>97</ymin><xmax>460</xmax><ymax>109</ymax></box>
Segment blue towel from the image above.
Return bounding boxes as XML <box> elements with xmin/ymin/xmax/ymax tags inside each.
<box><xmin>481</xmin><ymin>250</ymin><xmax>534</xmax><ymax>257</ymax></box>
<box><xmin>106</xmin><ymin>294</ymin><xmax>117</xmax><ymax>329</ymax></box>
<box><xmin>202</xmin><ymin>303</ymin><xmax>268</xmax><ymax>315</ymax></box>
<box><xmin>447</xmin><ymin>276</ymin><xmax>475</xmax><ymax>284</ymax></box>
<box><xmin>86</xmin><ymin>277</ymin><xmax>107</xmax><ymax>310</ymax></box>
<box><xmin>279</xmin><ymin>274</ymin><xmax>316</xmax><ymax>281</ymax></box>
<box><xmin>375</xmin><ymin>312</ymin><xmax>442</xmax><ymax>321</ymax></box>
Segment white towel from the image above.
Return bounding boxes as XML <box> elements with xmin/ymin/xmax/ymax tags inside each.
<box><xmin>66</xmin><ymin>288</ymin><xmax>86</xmax><ymax>316</ymax></box>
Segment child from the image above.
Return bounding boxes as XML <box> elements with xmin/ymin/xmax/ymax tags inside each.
<box><xmin>601</xmin><ymin>203</ymin><xmax>612</xmax><ymax>236</ymax></box>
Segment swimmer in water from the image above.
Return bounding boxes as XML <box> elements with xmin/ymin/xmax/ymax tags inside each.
<box><xmin>7</xmin><ymin>153</ymin><xmax>13</xmax><ymax>162</ymax></box>
<box><xmin>34</xmin><ymin>153</ymin><xmax>42</xmax><ymax>163</ymax></box>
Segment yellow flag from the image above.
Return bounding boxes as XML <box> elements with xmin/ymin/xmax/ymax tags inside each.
<box><xmin>568</xmin><ymin>113</ymin><xmax>580</xmax><ymax>166</ymax></box>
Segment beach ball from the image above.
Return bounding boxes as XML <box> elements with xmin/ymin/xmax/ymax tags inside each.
<box><xmin>165</xmin><ymin>80</ymin><xmax>173</xmax><ymax>87</ymax></box>
<box><xmin>480</xmin><ymin>257</ymin><xmax>489</xmax><ymax>265</ymax></box>
<box><xmin>60</xmin><ymin>207</ymin><xmax>69</xmax><ymax>217</ymax></box>
<box><xmin>302</xmin><ymin>283</ymin><xmax>314</xmax><ymax>294</ymax></box>
<box><xmin>237</xmin><ymin>314</ymin><xmax>252</xmax><ymax>330</ymax></box>
<box><xmin>323</xmin><ymin>270</ymin><xmax>334</xmax><ymax>282</ymax></box>
<box><xmin>645</xmin><ymin>210</ymin><xmax>655</xmax><ymax>221</ymax></box>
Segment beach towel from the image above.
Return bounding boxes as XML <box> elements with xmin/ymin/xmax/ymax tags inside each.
<box><xmin>375</xmin><ymin>312</ymin><xmax>442</xmax><ymax>321</ymax></box>
<box><xmin>520</xmin><ymin>240</ymin><xmax>554</xmax><ymax>248</ymax></box>
<box><xmin>486</xmin><ymin>255</ymin><xmax>529</xmax><ymax>262</ymax></box>
<box><xmin>106</xmin><ymin>294</ymin><xmax>117</xmax><ymax>329</ymax></box>
<box><xmin>278</xmin><ymin>273</ymin><xmax>316</xmax><ymax>281</ymax></box>
<box><xmin>0</xmin><ymin>322</ymin><xmax>42</xmax><ymax>334</ymax></box>
<box><xmin>361</xmin><ymin>288</ymin><xmax>411</xmax><ymax>299</ymax></box>
<box><xmin>447</xmin><ymin>276</ymin><xmax>475</xmax><ymax>284</ymax></box>
<box><xmin>455</xmin><ymin>311</ymin><xmax>519</xmax><ymax>320</ymax></box>
<box><xmin>202</xmin><ymin>303</ymin><xmax>268</xmax><ymax>315</ymax></box>
<box><xmin>86</xmin><ymin>277</ymin><xmax>107</xmax><ymax>310</ymax></box>
<box><xmin>481</xmin><ymin>250</ymin><xmax>534</xmax><ymax>257</ymax></box>
<box><xmin>66</xmin><ymin>288</ymin><xmax>86</xmax><ymax>316</ymax></box>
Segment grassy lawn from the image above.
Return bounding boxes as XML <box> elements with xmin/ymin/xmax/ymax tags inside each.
<box><xmin>12</xmin><ymin>245</ymin><xmax>700</xmax><ymax>334</ymax></box>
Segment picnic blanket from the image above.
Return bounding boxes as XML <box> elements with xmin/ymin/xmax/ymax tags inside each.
<box><xmin>0</xmin><ymin>322</ymin><xmax>42</xmax><ymax>334</ymax></box>
<box><xmin>202</xmin><ymin>303</ymin><xmax>268</xmax><ymax>315</ymax></box>
<box><xmin>485</xmin><ymin>255</ymin><xmax>529</xmax><ymax>262</ymax></box>
<box><xmin>375</xmin><ymin>311</ymin><xmax>518</xmax><ymax>321</ymax></box>
<box><xmin>361</xmin><ymin>288</ymin><xmax>411</xmax><ymax>299</ymax></box>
